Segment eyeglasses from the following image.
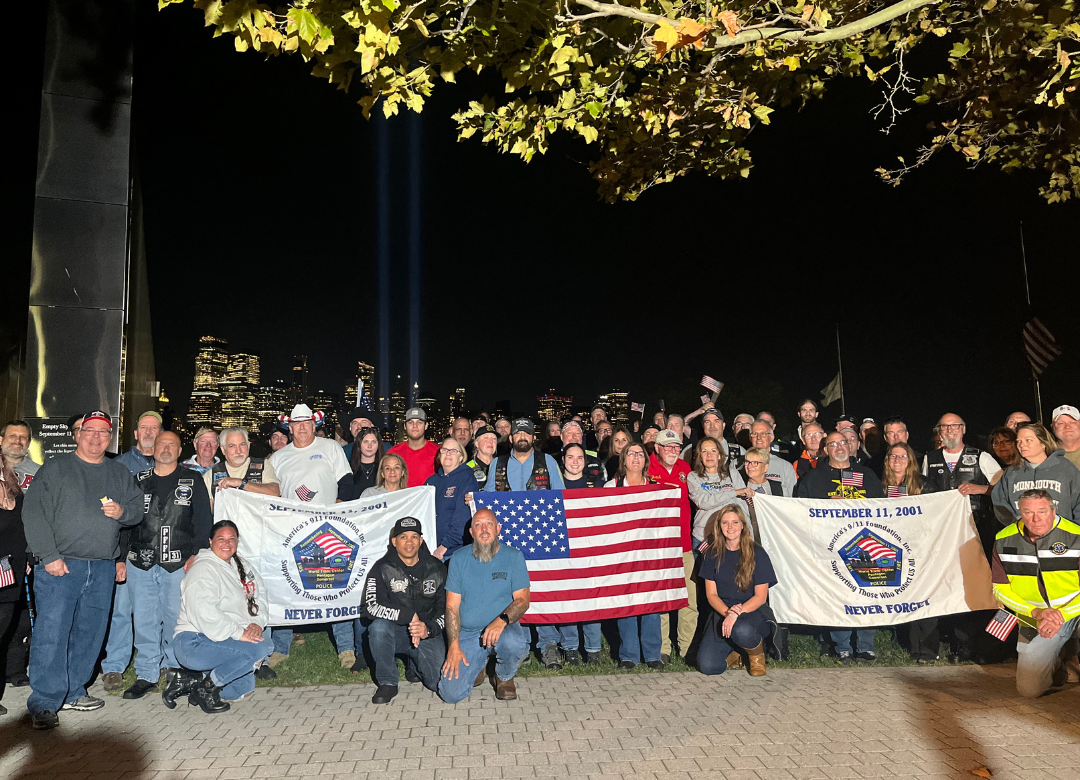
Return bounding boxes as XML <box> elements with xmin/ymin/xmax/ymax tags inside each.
<box><xmin>81</xmin><ymin>428</ymin><xmax>111</xmax><ymax>438</ymax></box>
<box><xmin>745</xmin><ymin>459</ymin><xmax>767</xmax><ymax>466</ymax></box>
<box><xmin>888</xmin><ymin>454</ymin><xmax>909</xmax><ymax>461</ymax></box>
<box><xmin>440</xmin><ymin>448</ymin><xmax>462</xmax><ymax>456</ymax></box>
<box><xmin>938</xmin><ymin>423</ymin><xmax>963</xmax><ymax>431</ymax></box>
<box><xmin>826</xmin><ymin>442</ymin><xmax>847</xmax><ymax>449</ymax></box>
<box><xmin>625</xmin><ymin>451</ymin><xmax>646</xmax><ymax>459</ymax></box>
<box><xmin>804</xmin><ymin>432</ymin><xmax>824</xmax><ymax>439</ymax></box>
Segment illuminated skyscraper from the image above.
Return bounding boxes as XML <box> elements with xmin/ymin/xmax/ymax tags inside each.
<box><xmin>536</xmin><ymin>389</ymin><xmax>572</xmax><ymax>423</ymax></box>
<box><xmin>193</xmin><ymin>336</ymin><xmax>229</xmax><ymax>390</ymax></box>
<box><xmin>602</xmin><ymin>390</ymin><xmax>629</xmax><ymax>424</ymax></box>
<box><xmin>188</xmin><ymin>390</ymin><xmax>222</xmax><ymax>429</ymax></box>
<box><xmin>292</xmin><ymin>355</ymin><xmax>308</xmax><ymax>404</ymax></box>
<box><xmin>311</xmin><ymin>390</ymin><xmax>342</xmax><ymax>434</ymax></box>
<box><xmin>345</xmin><ymin>361</ymin><xmax>376</xmax><ymax>408</ymax></box>
<box><xmin>219</xmin><ymin>381</ymin><xmax>257</xmax><ymax>430</ymax></box>
<box><xmin>256</xmin><ymin>380</ymin><xmax>290</xmax><ymax>424</ymax></box>
<box><xmin>449</xmin><ymin>388</ymin><xmax>466</xmax><ymax>419</ymax></box>
<box><xmin>226</xmin><ymin>353</ymin><xmax>260</xmax><ymax>385</ymax></box>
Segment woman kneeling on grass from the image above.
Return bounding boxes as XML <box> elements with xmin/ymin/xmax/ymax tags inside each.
<box><xmin>164</xmin><ymin>520</ymin><xmax>272</xmax><ymax>713</ymax></box>
<box><xmin>697</xmin><ymin>504</ymin><xmax>776</xmax><ymax>677</ymax></box>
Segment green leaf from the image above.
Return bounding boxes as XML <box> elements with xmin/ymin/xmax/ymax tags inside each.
<box><xmin>287</xmin><ymin>8</ymin><xmax>321</xmax><ymax>44</ymax></box>
<box><xmin>586</xmin><ymin>101</ymin><xmax>602</xmax><ymax>118</ymax></box>
<box><xmin>949</xmin><ymin>39</ymin><xmax>971</xmax><ymax>58</ymax></box>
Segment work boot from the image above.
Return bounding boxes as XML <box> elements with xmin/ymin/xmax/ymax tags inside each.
<box><xmin>338</xmin><ymin>650</ymin><xmax>356</xmax><ymax>669</ymax></box>
<box><xmin>189</xmin><ymin>674</ymin><xmax>230</xmax><ymax>714</ymax></box>
<box><xmin>726</xmin><ymin>651</ymin><xmax>743</xmax><ymax>670</ymax></box>
<box><xmin>564</xmin><ymin>649</ymin><xmax>581</xmax><ymax>667</ymax></box>
<box><xmin>473</xmin><ymin>669</ymin><xmax>487</xmax><ymax>688</ymax></box>
<box><xmin>162</xmin><ymin>668</ymin><xmax>200</xmax><ymax>709</ymax></box>
<box><xmin>747</xmin><ymin>642</ymin><xmax>767</xmax><ymax>677</ymax></box>
<box><xmin>494</xmin><ymin>676</ymin><xmax>517</xmax><ymax>700</ymax></box>
<box><xmin>584</xmin><ymin>651</ymin><xmax>601</xmax><ymax>665</ymax></box>
<box><xmin>101</xmin><ymin>672</ymin><xmax>124</xmax><ymax>693</ymax></box>
<box><xmin>122</xmin><ymin>679</ymin><xmax>157</xmax><ymax>700</ymax></box>
<box><xmin>371</xmin><ymin>684</ymin><xmax>398</xmax><ymax>704</ymax></box>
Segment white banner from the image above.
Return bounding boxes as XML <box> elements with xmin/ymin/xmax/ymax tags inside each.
<box><xmin>214</xmin><ymin>486</ymin><xmax>436</xmax><ymax>625</ymax></box>
<box><xmin>755</xmin><ymin>491</ymin><xmax>997</xmax><ymax>626</ymax></box>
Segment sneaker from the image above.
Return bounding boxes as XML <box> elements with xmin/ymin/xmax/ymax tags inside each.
<box><xmin>371</xmin><ymin>684</ymin><xmax>398</xmax><ymax>704</ymax></box>
<box><xmin>646</xmin><ymin>660</ymin><xmax>665</xmax><ymax>670</ymax></box>
<box><xmin>254</xmin><ymin>663</ymin><xmax>277</xmax><ymax>680</ymax></box>
<box><xmin>564</xmin><ymin>649</ymin><xmax>581</xmax><ymax>667</ymax></box>
<box><xmin>122</xmin><ymin>679</ymin><xmax>157</xmax><ymax>700</ymax></box>
<box><xmin>61</xmin><ymin>695</ymin><xmax>105</xmax><ymax>712</ymax></box>
<box><xmin>916</xmin><ymin>658</ymin><xmax>934</xmax><ymax>666</ymax></box>
<box><xmin>856</xmin><ymin>651</ymin><xmax>877</xmax><ymax>662</ymax></box>
<box><xmin>101</xmin><ymin>672</ymin><xmax>124</xmax><ymax>693</ymax></box>
<box><xmin>837</xmin><ymin>652</ymin><xmax>855</xmax><ymax>666</ymax></box>
<box><xmin>338</xmin><ymin>650</ymin><xmax>356</xmax><ymax>669</ymax></box>
<box><xmin>584</xmin><ymin>651</ymin><xmax>601</xmax><ymax>665</ymax></box>
<box><xmin>7</xmin><ymin>673</ymin><xmax>30</xmax><ymax>688</ymax></box>
<box><xmin>266</xmin><ymin>652</ymin><xmax>288</xmax><ymax>669</ymax></box>
<box><xmin>541</xmin><ymin>644</ymin><xmax>562</xmax><ymax>670</ymax></box>
<box><xmin>660</xmin><ymin>653</ymin><xmax>671</xmax><ymax>665</ymax></box>
<box><xmin>31</xmin><ymin>710</ymin><xmax>59</xmax><ymax>730</ymax></box>
<box><xmin>618</xmin><ymin>660</ymin><xmax>636</xmax><ymax>670</ymax></box>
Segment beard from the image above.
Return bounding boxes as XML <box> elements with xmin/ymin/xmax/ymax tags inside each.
<box><xmin>472</xmin><ymin>538</ymin><xmax>500</xmax><ymax>563</ymax></box>
<box><xmin>943</xmin><ymin>435</ymin><xmax>962</xmax><ymax>449</ymax></box>
<box><xmin>513</xmin><ymin>438</ymin><xmax>532</xmax><ymax>453</ymax></box>
<box><xmin>1</xmin><ymin>444</ymin><xmax>26</xmax><ymax>460</ymax></box>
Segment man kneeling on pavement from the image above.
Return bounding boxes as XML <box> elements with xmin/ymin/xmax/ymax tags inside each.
<box><xmin>364</xmin><ymin>516</ymin><xmax>447</xmax><ymax>704</ymax></box>
<box><xmin>438</xmin><ymin>509</ymin><xmax>530</xmax><ymax>703</ymax></box>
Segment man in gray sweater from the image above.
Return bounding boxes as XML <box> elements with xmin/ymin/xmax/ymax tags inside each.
<box><xmin>21</xmin><ymin>410</ymin><xmax>143</xmax><ymax>730</ymax></box>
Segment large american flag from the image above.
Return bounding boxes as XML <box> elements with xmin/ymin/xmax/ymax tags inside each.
<box><xmin>1022</xmin><ymin>318</ymin><xmax>1061</xmax><ymax>375</ymax></box>
<box><xmin>474</xmin><ymin>486</ymin><xmax>688</xmax><ymax>624</ymax></box>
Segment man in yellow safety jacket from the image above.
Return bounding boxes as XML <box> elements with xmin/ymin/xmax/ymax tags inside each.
<box><xmin>992</xmin><ymin>488</ymin><xmax>1080</xmax><ymax>697</ymax></box>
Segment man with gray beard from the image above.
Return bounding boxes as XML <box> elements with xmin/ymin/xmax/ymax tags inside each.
<box><xmin>438</xmin><ymin>509</ymin><xmax>530</xmax><ymax>703</ymax></box>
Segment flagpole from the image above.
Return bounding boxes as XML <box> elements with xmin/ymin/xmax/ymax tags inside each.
<box><xmin>1021</xmin><ymin>223</ymin><xmax>1044</xmax><ymax>423</ymax></box>
<box><xmin>835</xmin><ymin>323</ymin><xmax>846</xmax><ymax>416</ymax></box>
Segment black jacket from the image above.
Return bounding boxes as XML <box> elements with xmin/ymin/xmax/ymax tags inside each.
<box><xmin>794</xmin><ymin>462</ymin><xmax>884</xmax><ymax>499</ymax></box>
<box><xmin>124</xmin><ymin>467</ymin><xmax>213</xmax><ymax>573</ymax></box>
<box><xmin>364</xmin><ymin>544</ymin><xmax>446</xmax><ymax>638</ymax></box>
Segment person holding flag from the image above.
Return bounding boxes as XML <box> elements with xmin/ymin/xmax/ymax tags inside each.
<box><xmin>991</xmin><ymin>488</ymin><xmax>1080</xmax><ymax>697</ymax></box>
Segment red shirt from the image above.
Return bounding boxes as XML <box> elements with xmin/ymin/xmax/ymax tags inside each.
<box><xmin>648</xmin><ymin>452</ymin><xmax>692</xmax><ymax>552</ymax></box>
<box><xmin>387</xmin><ymin>440</ymin><xmax>441</xmax><ymax>488</ymax></box>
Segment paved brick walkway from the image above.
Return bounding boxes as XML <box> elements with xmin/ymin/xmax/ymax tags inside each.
<box><xmin>1</xmin><ymin>665</ymin><xmax>1078</xmax><ymax>780</ymax></box>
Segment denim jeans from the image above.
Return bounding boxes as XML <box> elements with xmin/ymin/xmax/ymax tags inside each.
<box><xmin>366</xmin><ymin>618</ymin><xmax>444</xmax><ymax>690</ymax></box>
<box><xmin>1016</xmin><ymin>617</ymin><xmax>1079</xmax><ymax>698</ymax></box>
<box><xmin>27</xmin><ymin>559</ymin><xmax>115</xmax><ymax>713</ymax></box>
<box><xmin>616</xmin><ymin>613</ymin><xmax>662</xmax><ymax>663</ymax></box>
<box><xmin>271</xmin><ymin>627</ymin><xmax>292</xmax><ymax>655</ymax></box>
<box><xmin>537</xmin><ymin>623</ymin><xmax>601</xmax><ymax>653</ymax></box>
<box><xmin>127</xmin><ymin>564</ymin><xmax>185</xmax><ymax>681</ymax></box>
<box><xmin>697</xmin><ymin>610</ymin><xmax>769</xmax><ymax>675</ymax></box>
<box><xmin>438</xmin><ymin>622</ymin><xmax>528</xmax><ymax>704</ymax></box>
<box><xmin>331</xmin><ymin>618</ymin><xmax>368</xmax><ymax>656</ymax></box>
<box><xmin>100</xmin><ymin>575</ymin><xmax>133</xmax><ymax>675</ymax></box>
<box><xmin>175</xmin><ymin>631</ymin><xmax>275</xmax><ymax>700</ymax></box>
<box><xmin>831</xmin><ymin>629</ymin><xmax>877</xmax><ymax>655</ymax></box>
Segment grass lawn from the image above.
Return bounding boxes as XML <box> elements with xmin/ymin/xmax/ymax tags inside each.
<box><xmin>115</xmin><ymin>624</ymin><xmax>983</xmax><ymax>694</ymax></box>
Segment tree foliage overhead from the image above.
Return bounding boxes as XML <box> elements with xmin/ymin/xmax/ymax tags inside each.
<box><xmin>162</xmin><ymin>0</ymin><xmax>1080</xmax><ymax>202</ymax></box>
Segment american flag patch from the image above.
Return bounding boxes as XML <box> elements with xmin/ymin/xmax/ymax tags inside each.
<box><xmin>985</xmin><ymin>609</ymin><xmax>1018</xmax><ymax>641</ymax></box>
<box><xmin>841</xmin><ymin>470</ymin><xmax>864</xmax><ymax>487</ymax></box>
<box><xmin>631</xmin><ymin>402</ymin><xmax>645</xmax><ymax>413</ymax></box>
<box><xmin>295</xmin><ymin>484</ymin><xmax>318</xmax><ymax>502</ymax></box>
<box><xmin>0</xmin><ymin>556</ymin><xmax>14</xmax><ymax>589</ymax></box>
<box><xmin>886</xmin><ymin>485</ymin><xmax>907</xmax><ymax>497</ymax></box>
<box><xmin>698</xmin><ymin>537</ymin><xmax>711</xmax><ymax>553</ymax></box>
<box><xmin>700</xmin><ymin>375</ymin><xmax>722</xmax><ymax>393</ymax></box>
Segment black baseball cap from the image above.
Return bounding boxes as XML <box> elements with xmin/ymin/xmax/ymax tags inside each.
<box><xmin>390</xmin><ymin>516</ymin><xmax>423</xmax><ymax>539</ymax></box>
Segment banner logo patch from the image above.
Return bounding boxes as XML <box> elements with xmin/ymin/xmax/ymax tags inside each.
<box><xmin>839</xmin><ymin>529</ymin><xmax>902</xmax><ymax>588</ymax></box>
<box><xmin>293</xmin><ymin>523</ymin><xmax>358</xmax><ymax>590</ymax></box>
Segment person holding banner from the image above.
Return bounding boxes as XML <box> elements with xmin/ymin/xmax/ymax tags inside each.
<box><xmin>991</xmin><ymin>489</ymin><xmax>1080</xmax><ymax>697</ymax></box>
<box><xmin>362</xmin><ymin>453</ymin><xmax>408</xmax><ymax>498</ymax></box>
<box><xmin>688</xmin><ymin>437</ymin><xmax>746</xmax><ymax>552</ymax></box>
<box><xmin>697</xmin><ymin>505</ymin><xmax>776</xmax><ymax>677</ymax></box>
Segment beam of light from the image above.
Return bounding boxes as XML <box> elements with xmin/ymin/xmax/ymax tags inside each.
<box><xmin>377</xmin><ymin>115</ymin><xmax>390</xmax><ymax>427</ymax></box>
<box><xmin>408</xmin><ymin>111</ymin><xmax>421</xmax><ymax>406</ymax></box>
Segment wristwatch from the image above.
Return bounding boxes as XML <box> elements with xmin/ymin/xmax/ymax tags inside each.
<box><xmin>498</xmin><ymin>613</ymin><xmax>511</xmax><ymax>624</ymax></box>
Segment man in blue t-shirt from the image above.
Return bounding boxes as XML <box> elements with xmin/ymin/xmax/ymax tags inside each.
<box><xmin>438</xmin><ymin>509</ymin><xmax>530</xmax><ymax>703</ymax></box>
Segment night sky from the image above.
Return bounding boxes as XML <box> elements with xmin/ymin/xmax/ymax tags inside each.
<box><xmin>131</xmin><ymin>3</ymin><xmax>1079</xmax><ymax>446</ymax></box>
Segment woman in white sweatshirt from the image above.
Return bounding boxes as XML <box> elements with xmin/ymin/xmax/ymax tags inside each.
<box><xmin>164</xmin><ymin>520</ymin><xmax>271</xmax><ymax>712</ymax></box>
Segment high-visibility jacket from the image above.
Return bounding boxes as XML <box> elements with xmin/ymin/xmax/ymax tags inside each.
<box><xmin>992</xmin><ymin>516</ymin><xmax>1080</xmax><ymax>620</ymax></box>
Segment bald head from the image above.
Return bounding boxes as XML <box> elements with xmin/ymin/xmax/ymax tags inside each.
<box><xmin>154</xmin><ymin>431</ymin><xmax>182</xmax><ymax>467</ymax></box>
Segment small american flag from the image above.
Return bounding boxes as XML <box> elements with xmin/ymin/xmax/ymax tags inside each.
<box><xmin>474</xmin><ymin>486</ymin><xmax>688</xmax><ymax>624</ymax></box>
<box><xmin>1023</xmin><ymin>318</ymin><xmax>1062</xmax><ymax>375</ymax></box>
<box><xmin>985</xmin><ymin>609</ymin><xmax>1018</xmax><ymax>641</ymax></box>
<box><xmin>295</xmin><ymin>484</ymin><xmax>318</xmax><ymax>502</ymax></box>
<box><xmin>0</xmin><ymin>556</ymin><xmax>14</xmax><ymax>589</ymax></box>
<box><xmin>700</xmin><ymin>375</ymin><xmax>722</xmax><ymax>393</ymax></box>
<box><xmin>700</xmin><ymin>394</ymin><xmax>711</xmax><ymax>405</ymax></box>
<box><xmin>886</xmin><ymin>485</ymin><xmax>907</xmax><ymax>498</ymax></box>
<box><xmin>841</xmin><ymin>470</ymin><xmax>864</xmax><ymax>487</ymax></box>
<box><xmin>630</xmin><ymin>402</ymin><xmax>645</xmax><ymax>413</ymax></box>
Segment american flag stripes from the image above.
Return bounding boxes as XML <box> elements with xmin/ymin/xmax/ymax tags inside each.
<box><xmin>474</xmin><ymin>485</ymin><xmax>688</xmax><ymax>624</ymax></box>
<box><xmin>841</xmin><ymin>470</ymin><xmax>864</xmax><ymax>487</ymax></box>
<box><xmin>314</xmin><ymin>532</ymin><xmax>352</xmax><ymax>558</ymax></box>
<box><xmin>630</xmin><ymin>402</ymin><xmax>645</xmax><ymax>413</ymax></box>
<box><xmin>700</xmin><ymin>394</ymin><xmax>711</xmax><ymax>405</ymax></box>
<box><xmin>295</xmin><ymin>484</ymin><xmax>318</xmax><ymax>502</ymax></box>
<box><xmin>985</xmin><ymin>609</ymin><xmax>1018</xmax><ymax>641</ymax></box>
<box><xmin>856</xmin><ymin>538</ymin><xmax>896</xmax><ymax>563</ymax></box>
<box><xmin>886</xmin><ymin>485</ymin><xmax>907</xmax><ymax>498</ymax></box>
<box><xmin>700</xmin><ymin>375</ymin><xmax>722</xmax><ymax>393</ymax></box>
<box><xmin>1023</xmin><ymin>318</ymin><xmax>1062</xmax><ymax>375</ymax></box>
<box><xmin>0</xmin><ymin>556</ymin><xmax>14</xmax><ymax>589</ymax></box>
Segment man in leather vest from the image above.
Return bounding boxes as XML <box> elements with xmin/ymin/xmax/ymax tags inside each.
<box><xmin>483</xmin><ymin>418</ymin><xmax>565</xmax><ymax>493</ymax></box>
<box><xmin>121</xmin><ymin>431</ymin><xmax>213</xmax><ymax>700</ymax></box>
<box><xmin>465</xmin><ymin>424</ymin><xmax>498</xmax><ymax>491</ymax></box>
<box><xmin>204</xmin><ymin>427</ymin><xmax>281</xmax><ymax>506</ymax></box>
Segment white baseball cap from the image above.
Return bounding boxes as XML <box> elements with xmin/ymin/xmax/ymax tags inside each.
<box><xmin>1052</xmin><ymin>405</ymin><xmax>1080</xmax><ymax>422</ymax></box>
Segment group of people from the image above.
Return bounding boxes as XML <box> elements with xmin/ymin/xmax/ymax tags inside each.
<box><xmin>1</xmin><ymin>394</ymin><xmax>1079</xmax><ymax>730</ymax></box>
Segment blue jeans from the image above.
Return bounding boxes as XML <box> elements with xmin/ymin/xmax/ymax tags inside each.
<box><xmin>175</xmin><ymin>631</ymin><xmax>274</xmax><ymax>700</ymax></box>
<box><xmin>698</xmin><ymin>610</ymin><xmax>769</xmax><ymax>675</ymax></box>
<box><xmin>27</xmin><ymin>559</ymin><xmax>115</xmax><ymax>713</ymax></box>
<box><xmin>1016</xmin><ymin>617</ymin><xmax>1079</xmax><ymax>698</ymax></box>
<box><xmin>271</xmin><ymin>627</ymin><xmax>292</xmax><ymax>655</ymax></box>
<box><xmin>100</xmin><ymin>573</ymin><xmax>133</xmax><ymax>675</ymax></box>
<box><xmin>831</xmin><ymin>629</ymin><xmax>877</xmax><ymax>655</ymax></box>
<box><xmin>366</xmin><ymin>618</ymin><xmax>444</xmax><ymax>690</ymax></box>
<box><xmin>331</xmin><ymin>618</ymin><xmax>368</xmax><ymax>655</ymax></box>
<box><xmin>537</xmin><ymin>623</ymin><xmax>601</xmax><ymax>653</ymax></box>
<box><xmin>438</xmin><ymin>622</ymin><xmax>528</xmax><ymax>704</ymax></box>
<box><xmin>127</xmin><ymin>564</ymin><xmax>185</xmax><ymax>681</ymax></box>
<box><xmin>617</xmin><ymin>613</ymin><xmax>662</xmax><ymax>663</ymax></box>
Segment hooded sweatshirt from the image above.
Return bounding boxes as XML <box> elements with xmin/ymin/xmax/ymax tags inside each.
<box><xmin>687</xmin><ymin>469</ymin><xmax>747</xmax><ymax>542</ymax></box>
<box><xmin>174</xmin><ymin>548</ymin><xmax>269</xmax><ymax>642</ymax></box>
<box><xmin>991</xmin><ymin>449</ymin><xmax>1080</xmax><ymax>525</ymax></box>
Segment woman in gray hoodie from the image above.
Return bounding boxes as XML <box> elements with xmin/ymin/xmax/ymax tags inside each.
<box><xmin>992</xmin><ymin>422</ymin><xmax>1080</xmax><ymax>525</ymax></box>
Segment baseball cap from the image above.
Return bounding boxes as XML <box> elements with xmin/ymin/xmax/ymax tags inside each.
<box><xmin>1052</xmin><ymin>405</ymin><xmax>1080</xmax><ymax>422</ymax></box>
<box><xmin>703</xmin><ymin>408</ymin><xmax>725</xmax><ymax>422</ymax></box>
<box><xmin>82</xmin><ymin>410</ymin><xmax>113</xmax><ymax>429</ymax></box>
<box><xmin>561</xmin><ymin>420</ymin><xmax>583</xmax><ymax>431</ymax></box>
<box><xmin>511</xmin><ymin>417</ymin><xmax>535</xmax><ymax>435</ymax></box>
<box><xmin>655</xmin><ymin>429</ymin><xmax>682</xmax><ymax>447</ymax></box>
<box><xmin>390</xmin><ymin>516</ymin><xmax>423</xmax><ymax>539</ymax></box>
<box><xmin>645</xmin><ymin>423</ymin><xmax>662</xmax><ymax>433</ymax></box>
<box><xmin>404</xmin><ymin>407</ymin><xmax>427</xmax><ymax>422</ymax></box>
<box><xmin>138</xmin><ymin>410</ymin><xmax>163</xmax><ymax>425</ymax></box>
<box><xmin>474</xmin><ymin>424</ymin><xmax>497</xmax><ymax>441</ymax></box>
<box><xmin>835</xmin><ymin>414</ymin><xmax>857</xmax><ymax>427</ymax></box>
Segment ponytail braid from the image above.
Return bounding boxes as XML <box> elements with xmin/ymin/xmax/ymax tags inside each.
<box><xmin>233</xmin><ymin>554</ymin><xmax>259</xmax><ymax>617</ymax></box>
